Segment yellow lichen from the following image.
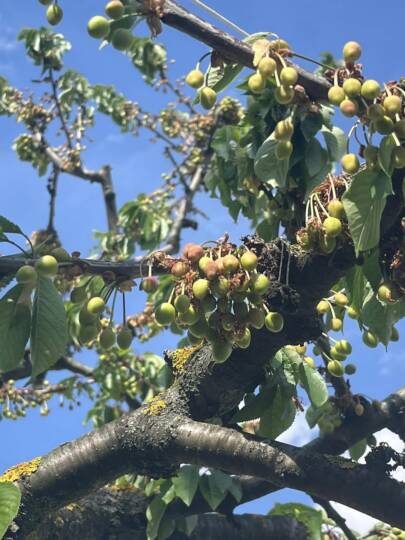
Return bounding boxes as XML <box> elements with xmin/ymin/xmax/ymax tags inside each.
<box><xmin>64</xmin><ymin>503</ymin><xmax>82</xmax><ymax>512</ymax></box>
<box><xmin>325</xmin><ymin>455</ymin><xmax>359</xmax><ymax>469</ymax></box>
<box><xmin>109</xmin><ymin>483</ymin><xmax>140</xmax><ymax>493</ymax></box>
<box><xmin>170</xmin><ymin>343</ymin><xmax>203</xmax><ymax>374</ymax></box>
<box><xmin>142</xmin><ymin>395</ymin><xmax>167</xmax><ymax>416</ymax></box>
<box><xmin>0</xmin><ymin>457</ymin><xmax>41</xmax><ymax>483</ymax></box>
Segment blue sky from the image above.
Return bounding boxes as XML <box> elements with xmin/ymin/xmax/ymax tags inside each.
<box><xmin>1</xmin><ymin>0</ymin><xmax>405</xmax><ymax>533</ymax></box>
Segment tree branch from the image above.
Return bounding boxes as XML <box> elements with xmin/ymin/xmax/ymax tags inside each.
<box><xmin>158</xmin><ymin>1</ymin><xmax>331</xmax><ymax>100</ymax></box>
<box><xmin>312</xmin><ymin>496</ymin><xmax>357</xmax><ymax>540</ymax></box>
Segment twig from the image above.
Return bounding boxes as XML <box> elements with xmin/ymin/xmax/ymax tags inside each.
<box><xmin>46</xmin><ymin>165</ymin><xmax>59</xmax><ymax>235</ymax></box>
<box><xmin>49</xmin><ymin>66</ymin><xmax>73</xmax><ymax>150</ymax></box>
<box><xmin>312</xmin><ymin>496</ymin><xmax>357</xmax><ymax>540</ymax></box>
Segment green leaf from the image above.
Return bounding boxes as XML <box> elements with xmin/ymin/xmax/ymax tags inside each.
<box><xmin>305</xmin><ymin>138</ymin><xmax>328</xmax><ymax>178</ymax></box>
<box><xmin>269</xmin><ymin>502</ymin><xmax>322</xmax><ymax>540</ymax></box>
<box><xmin>342</xmin><ymin>169</ymin><xmax>393</xmax><ymax>253</ymax></box>
<box><xmin>361</xmin><ymin>290</ymin><xmax>405</xmax><ymax>345</ymax></box>
<box><xmin>300</xmin><ymin>112</ymin><xmax>323</xmax><ymax>140</ymax></box>
<box><xmin>305</xmin><ymin>404</ymin><xmax>325</xmax><ymax>429</ymax></box>
<box><xmin>146</xmin><ymin>496</ymin><xmax>167</xmax><ymax>540</ymax></box>
<box><xmin>228</xmin><ymin>477</ymin><xmax>242</xmax><ymax>503</ymax></box>
<box><xmin>254</xmin><ymin>135</ymin><xmax>289</xmax><ymax>188</ymax></box>
<box><xmin>172</xmin><ymin>465</ymin><xmax>199</xmax><ymax>507</ymax></box>
<box><xmin>0</xmin><ymin>216</ymin><xmax>23</xmax><ymax>235</ymax></box>
<box><xmin>0</xmin><ymin>285</ymin><xmax>31</xmax><ymax>373</ymax></box>
<box><xmin>231</xmin><ymin>383</ymin><xmax>275</xmax><ymax>423</ymax></box>
<box><xmin>31</xmin><ymin>276</ymin><xmax>68</xmax><ymax>376</ymax></box>
<box><xmin>157</xmin><ymin>515</ymin><xmax>175</xmax><ymax>540</ymax></box>
<box><xmin>343</xmin><ymin>265</ymin><xmax>367</xmax><ymax>313</ymax></box>
<box><xmin>0</xmin><ymin>482</ymin><xmax>21</xmax><ymax>539</ymax></box>
<box><xmin>259</xmin><ymin>385</ymin><xmax>296</xmax><ymax>438</ymax></box>
<box><xmin>322</xmin><ymin>126</ymin><xmax>347</xmax><ymax>163</ymax></box>
<box><xmin>349</xmin><ymin>438</ymin><xmax>368</xmax><ymax>461</ymax></box>
<box><xmin>378</xmin><ymin>135</ymin><xmax>396</xmax><ymax>176</ymax></box>
<box><xmin>199</xmin><ymin>471</ymin><xmax>231</xmax><ymax>510</ymax></box>
<box><xmin>299</xmin><ymin>363</ymin><xmax>328</xmax><ymax>408</ymax></box>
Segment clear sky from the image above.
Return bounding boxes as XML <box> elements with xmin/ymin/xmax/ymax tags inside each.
<box><xmin>1</xmin><ymin>0</ymin><xmax>405</xmax><ymax>534</ymax></box>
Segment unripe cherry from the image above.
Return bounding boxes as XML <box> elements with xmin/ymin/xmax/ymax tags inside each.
<box><xmin>117</xmin><ymin>328</ymin><xmax>133</xmax><ymax>349</ymax></box>
<box><xmin>341</xmin><ymin>153</ymin><xmax>360</xmax><ymax>174</ymax></box>
<box><xmin>212</xmin><ymin>339</ymin><xmax>232</xmax><ymax>363</ymax></box>
<box><xmin>258</xmin><ymin>57</ymin><xmax>277</xmax><ymax>77</ymax></box>
<box><xmin>361</xmin><ymin>80</ymin><xmax>380</xmax><ymax>101</ymax></box>
<box><xmin>155</xmin><ymin>302</ymin><xmax>176</xmax><ymax>325</ymax></box>
<box><xmin>16</xmin><ymin>265</ymin><xmax>37</xmax><ymax>285</ymax></box>
<box><xmin>50</xmin><ymin>247</ymin><xmax>70</xmax><ymax>262</ymax></box>
<box><xmin>235</xmin><ymin>328</ymin><xmax>251</xmax><ymax>349</ymax></box>
<box><xmin>328</xmin><ymin>86</ymin><xmax>345</xmax><ymax>106</ymax></box>
<box><xmin>335</xmin><ymin>339</ymin><xmax>352</xmax><ymax>355</ymax></box>
<box><xmin>248</xmin><ymin>308</ymin><xmax>265</xmax><ymax>329</ymax></box>
<box><xmin>46</xmin><ymin>4</ymin><xmax>63</xmax><ymax>25</ymax></box>
<box><xmin>35</xmin><ymin>255</ymin><xmax>58</xmax><ymax>277</ymax></box>
<box><xmin>377</xmin><ymin>283</ymin><xmax>393</xmax><ymax>303</ymax></box>
<box><xmin>274</xmin><ymin>86</ymin><xmax>294</xmax><ymax>104</ymax></box>
<box><xmin>390</xmin><ymin>326</ymin><xmax>400</xmax><ymax>342</ymax></box>
<box><xmin>342</xmin><ymin>41</ymin><xmax>362</xmax><ymax>63</ymax></box>
<box><xmin>323</xmin><ymin>216</ymin><xmax>342</xmax><ymax>238</ymax></box>
<box><xmin>265</xmin><ymin>311</ymin><xmax>284</xmax><ymax>332</ymax></box>
<box><xmin>251</xmin><ymin>274</ymin><xmax>270</xmax><ymax>295</ymax></box>
<box><xmin>87</xmin><ymin>296</ymin><xmax>105</xmax><ymax>314</ymax></box>
<box><xmin>383</xmin><ymin>95</ymin><xmax>402</xmax><ymax>115</ymax></box>
<box><xmin>87</xmin><ymin>16</ymin><xmax>110</xmax><ymax>39</ymax></box>
<box><xmin>192</xmin><ymin>278</ymin><xmax>209</xmax><ymax>300</ymax></box>
<box><xmin>328</xmin><ymin>360</ymin><xmax>344</xmax><ymax>377</ymax></box>
<box><xmin>330</xmin><ymin>347</ymin><xmax>347</xmax><ymax>362</ymax></box>
<box><xmin>141</xmin><ymin>277</ymin><xmax>158</xmax><ymax>293</ymax></box>
<box><xmin>274</xmin><ymin>118</ymin><xmax>294</xmax><ymax>140</ymax></box>
<box><xmin>240</xmin><ymin>251</ymin><xmax>258</xmax><ymax>271</ymax></box>
<box><xmin>183</xmin><ymin>243</ymin><xmax>204</xmax><ymax>262</ymax></box>
<box><xmin>105</xmin><ymin>1</ymin><xmax>125</xmax><ymax>19</ymax></box>
<box><xmin>362</xmin><ymin>330</ymin><xmax>378</xmax><ymax>348</ymax></box>
<box><xmin>319</xmin><ymin>234</ymin><xmax>336</xmax><ymax>255</ymax></box>
<box><xmin>111</xmin><ymin>29</ymin><xmax>133</xmax><ymax>51</ymax></box>
<box><xmin>186</xmin><ymin>69</ymin><xmax>204</xmax><ymax>89</ymax></box>
<box><xmin>345</xmin><ymin>363</ymin><xmax>357</xmax><ymax>375</ymax></box>
<box><xmin>347</xmin><ymin>306</ymin><xmax>359</xmax><ymax>319</ymax></box>
<box><xmin>174</xmin><ymin>294</ymin><xmax>191</xmax><ymax>313</ymax></box>
<box><xmin>280</xmin><ymin>66</ymin><xmax>298</xmax><ymax>86</ymax></box>
<box><xmin>334</xmin><ymin>292</ymin><xmax>348</xmax><ymax>306</ymax></box>
<box><xmin>181</xmin><ymin>305</ymin><xmax>200</xmax><ymax>325</ymax></box>
<box><xmin>342</xmin><ymin>78</ymin><xmax>361</xmax><ymax>98</ymax></box>
<box><xmin>199</xmin><ymin>87</ymin><xmax>217</xmax><ymax>109</ymax></box>
<box><xmin>189</xmin><ymin>318</ymin><xmax>209</xmax><ymax>338</ymax></box>
<box><xmin>276</xmin><ymin>140</ymin><xmax>293</xmax><ymax>160</ymax></box>
<box><xmin>99</xmin><ymin>327</ymin><xmax>116</xmax><ymax>349</ymax></box>
<box><xmin>340</xmin><ymin>99</ymin><xmax>358</xmax><ymax>118</ymax></box>
<box><xmin>329</xmin><ymin>317</ymin><xmax>343</xmax><ymax>331</ymax></box>
<box><xmin>171</xmin><ymin>261</ymin><xmax>189</xmax><ymax>278</ymax></box>
<box><xmin>248</xmin><ymin>73</ymin><xmax>266</xmax><ymax>94</ymax></box>
<box><xmin>222</xmin><ymin>254</ymin><xmax>239</xmax><ymax>274</ymax></box>
<box><xmin>304</xmin><ymin>356</ymin><xmax>315</xmax><ymax>368</ymax></box>
<box><xmin>316</xmin><ymin>300</ymin><xmax>329</xmax><ymax>314</ymax></box>
<box><xmin>327</xmin><ymin>199</ymin><xmax>345</xmax><ymax>219</ymax></box>
<box><xmin>79</xmin><ymin>324</ymin><xmax>98</xmax><ymax>344</ymax></box>
<box><xmin>394</xmin><ymin>119</ymin><xmax>405</xmax><ymax>138</ymax></box>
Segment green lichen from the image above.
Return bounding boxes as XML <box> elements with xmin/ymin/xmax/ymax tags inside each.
<box><xmin>0</xmin><ymin>457</ymin><xmax>41</xmax><ymax>483</ymax></box>
<box><xmin>325</xmin><ymin>455</ymin><xmax>359</xmax><ymax>469</ymax></box>
<box><xmin>142</xmin><ymin>395</ymin><xmax>167</xmax><ymax>416</ymax></box>
<box><xmin>169</xmin><ymin>343</ymin><xmax>203</xmax><ymax>374</ymax></box>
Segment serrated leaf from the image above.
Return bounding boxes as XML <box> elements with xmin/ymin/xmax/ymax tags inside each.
<box><xmin>299</xmin><ymin>363</ymin><xmax>328</xmax><ymax>407</ymax></box>
<box><xmin>259</xmin><ymin>385</ymin><xmax>296</xmax><ymax>438</ymax></box>
<box><xmin>269</xmin><ymin>502</ymin><xmax>322</xmax><ymax>540</ymax></box>
<box><xmin>146</xmin><ymin>496</ymin><xmax>167</xmax><ymax>540</ymax></box>
<box><xmin>254</xmin><ymin>135</ymin><xmax>289</xmax><ymax>188</ymax></box>
<box><xmin>305</xmin><ymin>404</ymin><xmax>324</xmax><ymax>428</ymax></box>
<box><xmin>172</xmin><ymin>465</ymin><xmax>199</xmax><ymax>507</ymax></box>
<box><xmin>0</xmin><ymin>482</ymin><xmax>21</xmax><ymax>539</ymax></box>
<box><xmin>31</xmin><ymin>276</ymin><xmax>68</xmax><ymax>376</ymax></box>
<box><xmin>342</xmin><ymin>169</ymin><xmax>393</xmax><ymax>253</ymax></box>
<box><xmin>199</xmin><ymin>471</ymin><xmax>231</xmax><ymax>510</ymax></box>
<box><xmin>0</xmin><ymin>285</ymin><xmax>31</xmax><ymax>373</ymax></box>
<box><xmin>0</xmin><ymin>216</ymin><xmax>23</xmax><ymax>235</ymax></box>
<box><xmin>300</xmin><ymin>113</ymin><xmax>323</xmax><ymax>141</ymax></box>
<box><xmin>349</xmin><ymin>438</ymin><xmax>367</xmax><ymax>461</ymax></box>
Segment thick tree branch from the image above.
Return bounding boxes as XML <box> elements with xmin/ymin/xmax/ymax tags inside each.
<box><xmin>157</xmin><ymin>1</ymin><xmax>331</xmax><ymax>100</ymax></box>
<box><xmin>10</xmin><ymin>412</ymin><xmax>405</xmax><ymax>537</ymax></box>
